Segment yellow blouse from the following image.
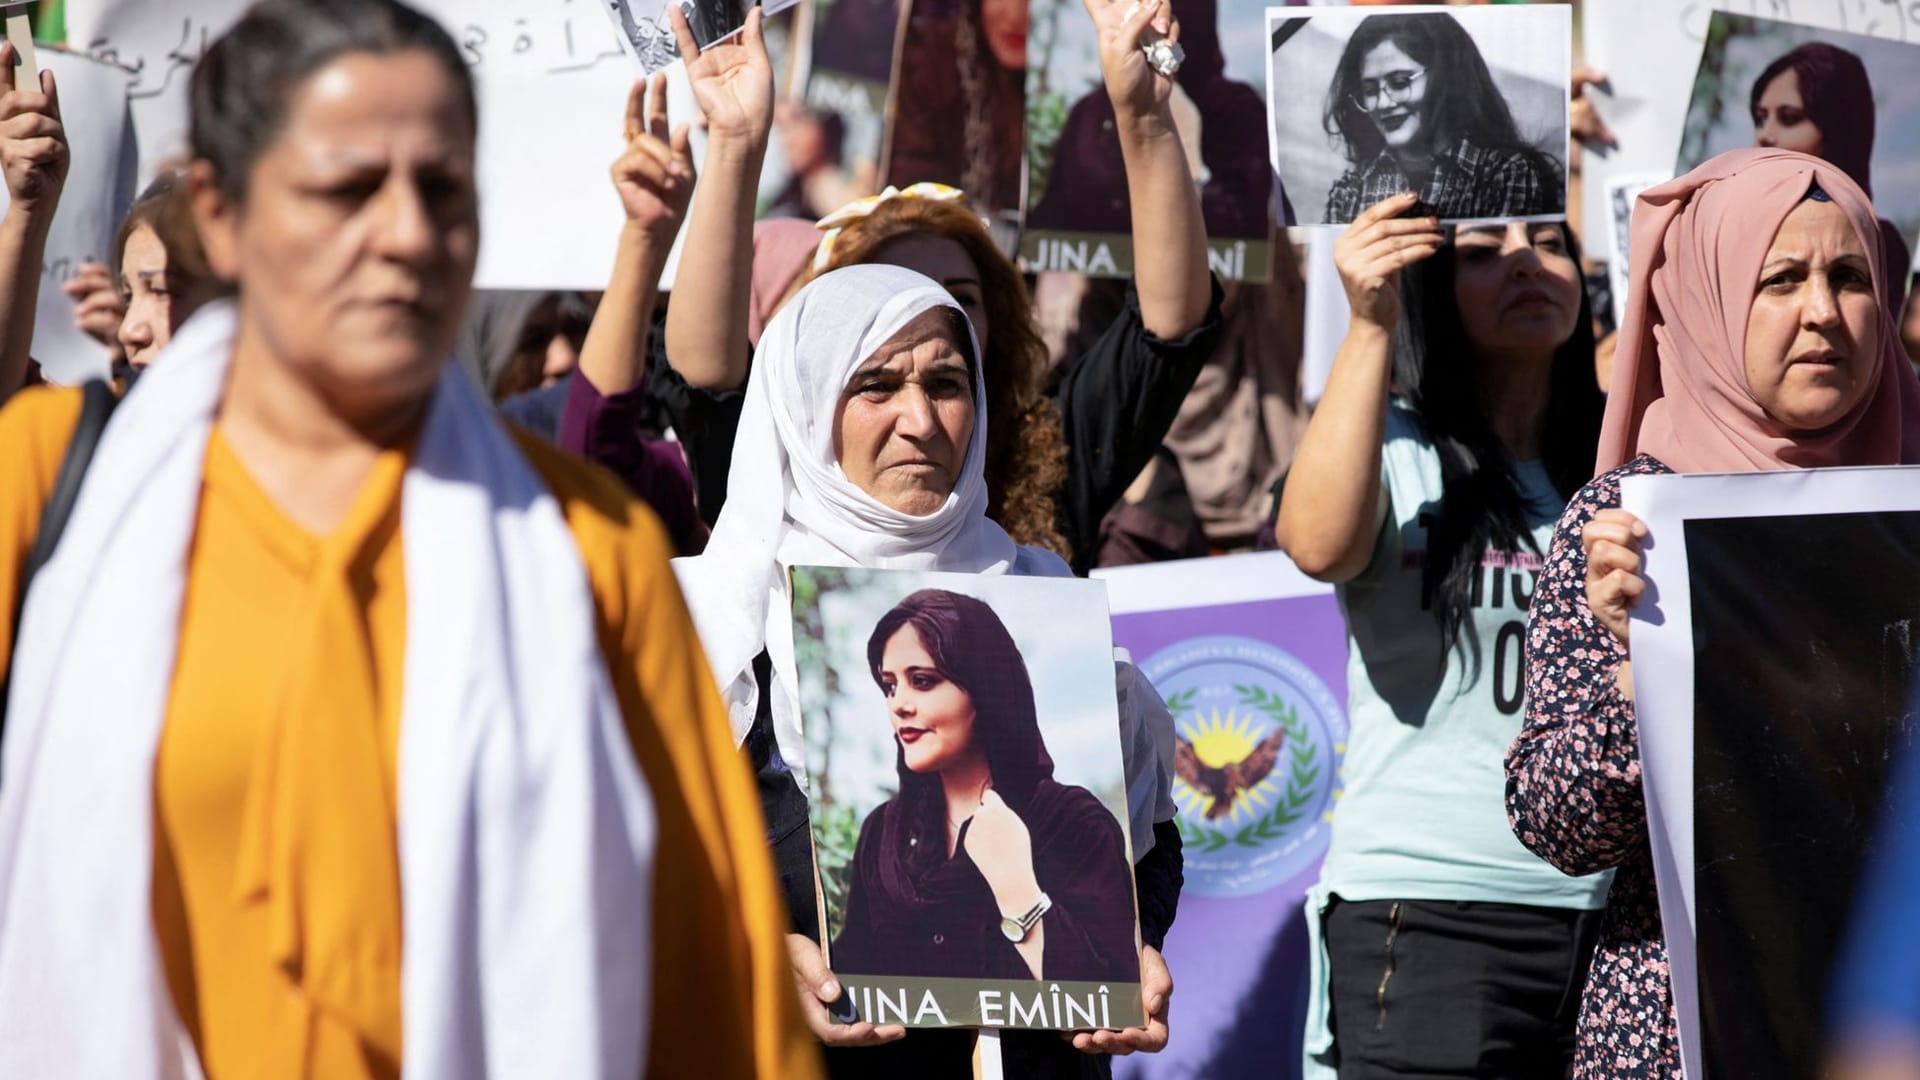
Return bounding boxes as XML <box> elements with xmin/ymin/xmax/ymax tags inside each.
<box><xmin>0</xmin><ymin>386</ymin><xmax>819</xmax><ymax>1080</ymax></box>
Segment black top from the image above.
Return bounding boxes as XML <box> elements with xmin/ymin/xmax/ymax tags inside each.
<box><xmin>653</xmin><ymin>277</ymin><xmax>1226</xmax><ymax>570</ymax></box>
<box><xmin>832</xmin><ymin>780</ymin><xmax>1137</xmax><ymax>983</ymax></box>
<box><xmin>746</xmin><ymin>655</ymin><xmax>1184</xmax><ymax>1079</ymax></box>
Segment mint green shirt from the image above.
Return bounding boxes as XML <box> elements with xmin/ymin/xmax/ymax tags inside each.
<box><xmin>1318</xmin><ymin>405</ymin><xmax>1610</xmax><ymax>909</ymax></box>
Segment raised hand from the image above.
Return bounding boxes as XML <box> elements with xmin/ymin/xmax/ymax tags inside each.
<box><xmin>0</xmin><ymin>42</ymin><xmax>67</xmax><ymax>217</ymax></box>
<box><xmin>1334</xmin><ymin>193</ymin><xmax>1444</xmax><ymax>331</ymax></box>
<box><xmin>1583</xmin><ymin>508</ymin><xmax>1648</xmax><ymax>647</ymax></box>
<box><xmin>1083</xmin><ymin>0</ymin><xmax>1177</xmax><ymax>127</ymax></box>
<box><xmin>962</xmin><ymin>788</ymin><xmax>1040</xmax><ymax>912</ymax></box>
<box><xmin>613</xmin><ymin>71</ymin><xmax>695</xmax><ymax>248</ymax></box>
<box><xmin>670</xmin><ymin>4</ymin><xmax>773</xmax><ymax>146</ymax></box>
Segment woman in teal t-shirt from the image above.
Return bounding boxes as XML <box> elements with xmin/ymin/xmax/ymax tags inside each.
<box><xmin>1275</xmin><ymin>193</ymin><xmax>1609</xmax><ymax>1078</ymax></box>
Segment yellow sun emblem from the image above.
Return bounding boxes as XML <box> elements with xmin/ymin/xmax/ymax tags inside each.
<box><xmin>1171</xmin><ymin>708</ymin><xmax>1285</xmax><ymax>825</ymax></box>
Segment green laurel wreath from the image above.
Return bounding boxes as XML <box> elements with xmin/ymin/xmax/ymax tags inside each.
<box><xmin>1173</xmin><ymin>685</ymin><xmax>1320</xmax><ymax>853</ymax></box>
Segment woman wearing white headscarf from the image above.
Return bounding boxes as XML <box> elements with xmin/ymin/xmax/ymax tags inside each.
<box><xmin>675</xmin><ymin>263</ymin><xmax>1181</xmax><ymax>1078</ymax></box>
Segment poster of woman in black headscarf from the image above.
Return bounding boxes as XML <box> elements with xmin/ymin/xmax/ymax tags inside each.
<box><xmin>1264</xmin><ymin>4</ymin><xmax>1570</xmax><ymax>227</ymax></box>
<box><xmin>883</xmin><ymin>0</ymin><xmax>1029</xmax><ymax>219</ymax></box>
<box><xmin>1022</xmin><ymin>0</ymin><xmax>1273</xmax><ymax>281</ymax></box>
<box><xmin>1675</xmin><ymin>12</ymin><xmax>1920</xmax><ymax>315</ymax></box>
<box><xmin>792</xmin><ymin>567</ymin><xmax>1143</xmax><ymax>1029</ymax></box>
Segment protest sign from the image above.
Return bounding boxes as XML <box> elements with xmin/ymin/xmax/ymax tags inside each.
<box><xmin>793</xmin><ymin>566</ymin><xmax>1144</xmax><ymax>1030</ymax></box>
<box><xmin>602</xmin><ymin>0</ymin><xmax>805</xmax><ymax>72</ymax></box>
<box><xmin>883</xmin><ymin>0</ymin><xmax>1026</xmax><ymax>219</ymax></box>
<box><xmin>1022</xmin><ymin>0</ymin><xmax>1272</xmax><ymax>280</ymax></box>
<box><xmin>64</xmin><ymin>0</ymin><xmax>671</xmax><ymax>291</ymax></box>
<box><xmin>1579</xmin><ymin>0</ymin><xmax>1918</xmax><ymax>260</ymax></box>
<box><xmin>1674</xmin><ymin>12</ymin><xmax>1920</xmax><ymax>282</ymax></box>
<box><xmin>0</xmin><ymin>47</ymin><xmax>136</xmax><ymax>384</ymax></box>
<box><xmin>1624</xmin><ymin>466</ymin><xmax>1920</xmax><ymax>1080</ymax></box>
<box><xmin>776</xmin><ymin>0</ymin><xmax>902</xmax><ymax>220</ymax></box>
<box><xmin>1265</xmin><ymin>4</ymin><xmax>1570</xmax><ymax>228</ymax></box>
<box><xmin>1097</xmin><ymin>551</ymin><xmax>1349</xmax><ymax>1080</ymax></box>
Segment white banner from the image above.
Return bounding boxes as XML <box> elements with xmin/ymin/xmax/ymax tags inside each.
<box><xmin>1624</xmin><ymin>464</ymin><xmax>1920</xmax><ymax>1080</ymax></box>
<box><xmin>0</xmin><ymin>48</ymin><xmax>137</xmax><ymax>385</ymax></box>
<box><xmin>65</xmin><ymin>0</ymin><xmax>693</xmax><ymax>291</ymax></box>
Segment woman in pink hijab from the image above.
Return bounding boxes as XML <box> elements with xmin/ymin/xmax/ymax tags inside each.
<box><xmin>1504</xmin><ymin>146</ymin><xmax>1920</xmax><ymax>1079</ymax></box>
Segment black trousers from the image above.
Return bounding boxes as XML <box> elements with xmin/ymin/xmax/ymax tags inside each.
<box><xmin>1323</xmin><ymin>895</ymin><xmax>1601</xmax><ymax>1080</ymax></box>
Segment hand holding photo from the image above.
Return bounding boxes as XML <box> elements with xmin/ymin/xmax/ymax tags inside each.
<box><xmin>792</xmin><ymin>567</ymin><xmax>1144</xmax><ymax>1030</ymax></box>
<box><xmin>1265</xmin><ymin>3</ymin><xmax>1570</xmax><ymax>227</ymax></box>
<box><xmin>604</xmin><ymin>0</ymin><xmax>800</xmax><ymax>72</ymax></box>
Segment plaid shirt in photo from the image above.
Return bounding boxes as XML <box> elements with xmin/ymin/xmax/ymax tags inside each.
<box><xmin>1324</xmin><ymin>138</ymin><xmax>1563</xmax><ymax>224</ymax></box>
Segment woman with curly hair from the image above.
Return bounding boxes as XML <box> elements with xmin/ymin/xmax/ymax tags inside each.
<box><xmin>609</xmin><ymin>0</ymin><xmax>1217</xmax><ymax>573</ymax></box>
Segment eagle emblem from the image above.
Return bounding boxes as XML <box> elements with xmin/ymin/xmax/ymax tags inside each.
<box><xmin>1175</xmin><ymin>726</ymin><xmax>1285</xmax><ymax>819</ymax></box>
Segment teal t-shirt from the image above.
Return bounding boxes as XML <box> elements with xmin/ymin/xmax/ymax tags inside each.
<box><xmin>1317</xmin><ymin>404</ymin><xmax>1610</xmax><ymax>909</ymax></box>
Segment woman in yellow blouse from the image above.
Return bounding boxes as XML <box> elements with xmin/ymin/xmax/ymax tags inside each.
<box><xmin>0</xmin><ymin>1</ymin><xmax>817</xmax><ymax>1077</ymax></box>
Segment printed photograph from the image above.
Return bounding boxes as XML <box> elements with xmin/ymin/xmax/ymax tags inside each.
<box><xmin>604</xmin><ymin>0</ymin><xmax>791</xmax><ymax>72</ymax></box>
<box><xmin>1687</xmin><ymin>510</ymin><xmax>1920</xmax><ymax>1080</ymax></box>
<box><xmin>792</xmin><ymin>566</ymin><xmax>1143</xmax><ymax>1029</ymax></box>
<box><xmin>883</xmin><ymin>0</ymin><xmax>1028</xmax><ymax>218</ymax></box>
<box><xmin>1265</xmin><ymin>4</ymin><xmax>1570</xmax><ymax>227</ymax></box>
<box><xmin>1676</xmin><ymin>12</ymin><xmax>1920</xmax><ymax>302</ymax></box>
<box><xmin>782</xmin><ymin>0</ymin><xmax>905</xmax><ymax>220</ymax></box>
<box><xmin>1022</xmin><ymin>0</ymin><xmax>1273</xmax><ymax>280</ymax></box>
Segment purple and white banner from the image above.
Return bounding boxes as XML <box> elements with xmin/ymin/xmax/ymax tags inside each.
<box><xmin>1097</xmin><ymin>552</ymin><xmax>1349</xmax><ymax>1080</ymax></box>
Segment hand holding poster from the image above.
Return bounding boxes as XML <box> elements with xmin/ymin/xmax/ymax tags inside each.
<box><xmin>1623</xmin><ymin>466</ymin><xmax>1920</xmax><ymax>1080</ymax></box>
<box><xmin>603</xmin><ymin>0</ymin><xmax>805</xmax><ymax>72</ymax></box>
<box><xmin>792</xmin><ymin>567</ymin><xmax>1144</xmax><ymax>1030</ymax></box>
<box><xmin>1265</xmin><ymin>3</ymin><xmax>1570</xmax><ymax>228</ymax></box>
<box><xmin>0</xmin><ymin>47</ymin><xmax>136</xmax><ymax>385</ymax></box>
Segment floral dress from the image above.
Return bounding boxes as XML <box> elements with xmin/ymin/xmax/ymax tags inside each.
<box><xmin>1505</xmin><ymin>454</ymin><xmax>1680</xmax><ymax>1079</ymax></box>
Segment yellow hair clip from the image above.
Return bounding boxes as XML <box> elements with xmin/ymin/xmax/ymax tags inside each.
<box><xmin>812</xmin><ymin>183</ymin><xmax>969</xmax><ymax>272</ymax></box>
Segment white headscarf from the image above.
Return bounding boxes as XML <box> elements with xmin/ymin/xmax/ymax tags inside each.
<box><xmin>674</xmin><ymin>264</ymin><xmax>1068</xmax><ymax>769</ymax></box>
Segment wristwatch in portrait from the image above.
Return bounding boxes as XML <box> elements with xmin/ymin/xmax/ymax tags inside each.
<box><xmin>999</xmin><ymin>893</ymin><xmax>1052</xmax><ymax>943</ymax></box>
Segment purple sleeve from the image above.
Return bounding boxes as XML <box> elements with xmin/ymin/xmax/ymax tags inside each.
<box><xmin>559</xmin><ymin>370</ymin><xmax>709</xmax><ymax>556</ymax></box>
<box><xmin>1505</xmin><ymin>458</ymin><xmax>1669</xmax><ymax>878</ymax></box>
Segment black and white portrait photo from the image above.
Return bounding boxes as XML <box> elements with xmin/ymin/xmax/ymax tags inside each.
<box><xmin>1265</xmin><ymin>4</ymin><xmax>1570</xmax><ymax>227</ymax></box>
<box><xmin>604</xmin><ymin>0</ymin><xmax>764</xmax><ymax>72</ymax></box>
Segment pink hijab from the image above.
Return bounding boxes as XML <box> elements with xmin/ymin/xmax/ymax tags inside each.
<box><xmin>747</xmin><ymin>218</ymin><xmax>824</xmax><ymax>347</ymax></box>
<box><xmin>1595</xmin><ymin>147</ymin><xmax>1920</xmax><ymax>474</ymax></box>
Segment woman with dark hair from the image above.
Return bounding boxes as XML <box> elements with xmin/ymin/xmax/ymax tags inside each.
<box><xmin>1321</xmin><ymin>11</ymin><xmax>1563</xmax><ymax>225</ymax></box>
<box><xmin>1749</xmin><ymin>41</ymin><xmax>1912</xmax><ymax>311</ymax></box>
<box><xmin>1508</xmin><ymin>148</ymin><xmax>1920</xmax><ymax>1080</ymax></box>
<box><xmin>832</xmin><ymin>589</ymin><xmax>1138</xmax><ymax>985</ymax></box>
<box><xmin>0</xmin><ymin>1</ymin><xmax>813</xmax><ymax>1076</ymax></box>
<box><xmin>1277</xmin><ymin>192</ymin><xmax>1609</xmax><ymax>1077</ymax></box>
<box><xmin>673</xmin><ymin>262</ymin><xmax>1181</xmax><ymax>1075</ymax></box>
<box><xmin>108</xmin><ymin>171</ymin><xmax>230</xmax><ymax>375</ymax></box>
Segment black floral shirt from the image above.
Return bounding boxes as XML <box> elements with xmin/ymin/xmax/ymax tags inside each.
<box><xmin>1506</xmin><ymin>454</ymin><xmax>1680</xmax><ymax>1079</ymax></box>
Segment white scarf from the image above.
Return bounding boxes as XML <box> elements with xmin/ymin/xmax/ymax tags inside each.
<box><xmin>674</xmin><ymin>265</ymin><xmax>1067</xmax><ymax>770</ymax></box>
<box><xmin>0</xmin><ymin>301</ymin><xmax>657</xmax><ymax>1078</ymax></box>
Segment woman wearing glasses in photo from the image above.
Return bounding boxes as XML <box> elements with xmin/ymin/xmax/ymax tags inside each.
<box><xmin>1321</xmin><ymin>11</ymin><xmax>1563</xmax><ymax>225</ymax></box>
